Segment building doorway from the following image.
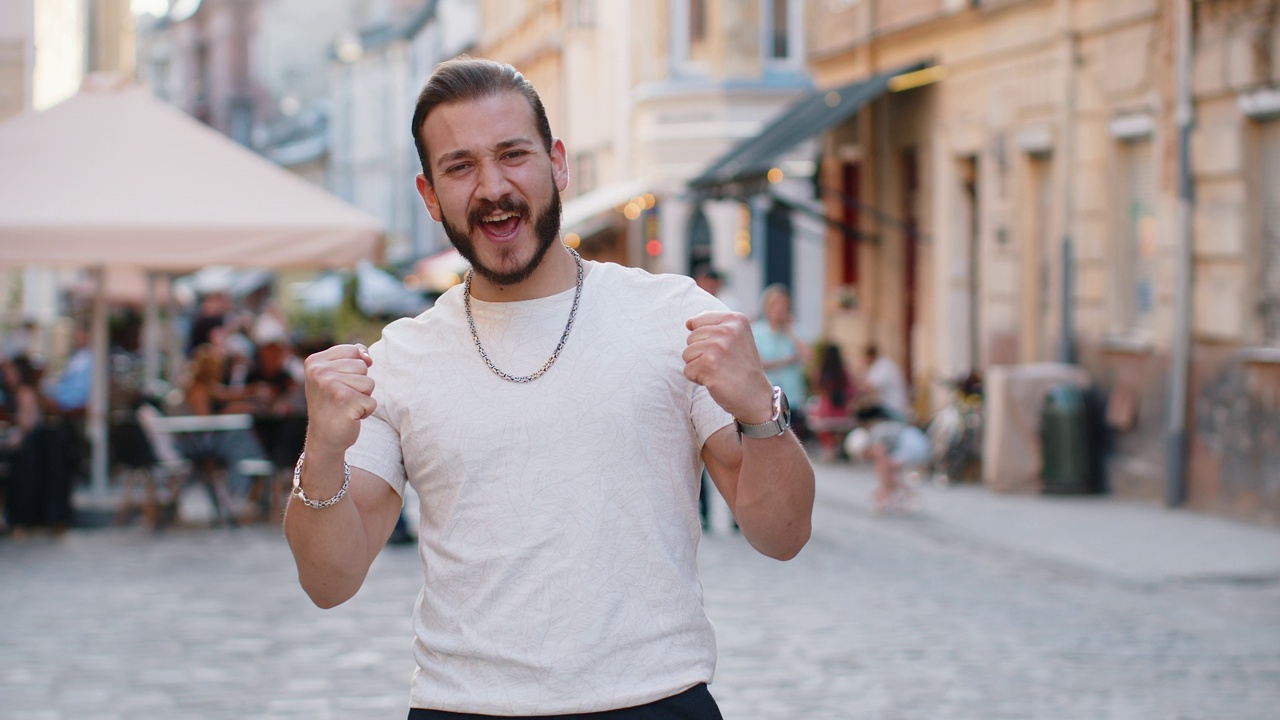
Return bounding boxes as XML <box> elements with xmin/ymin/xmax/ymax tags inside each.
<box><xmin>687</xmin><ymin>205</ymin><xmax>712</xmax><ymax>274</ymax></box>
<box><xmin>764</xmin><ymin>202</ymin><xmax>794</xmax><ymax>290</ymax></box>
<box><xmin>900</xmin><ymin>147</ymin><xmax>920</xmax><ymax>385</ymax></box>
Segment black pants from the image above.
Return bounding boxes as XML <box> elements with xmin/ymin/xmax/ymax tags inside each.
<box><xmin>407</xmin><ymin>683</ymin><xmax>723</xmax><ymax>720</ymax></box>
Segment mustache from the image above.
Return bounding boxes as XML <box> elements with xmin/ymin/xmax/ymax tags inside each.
<box><xmin>467</xmin><ymin>197</ymin><xmax>529</xmax><ymax>232</ymax></box>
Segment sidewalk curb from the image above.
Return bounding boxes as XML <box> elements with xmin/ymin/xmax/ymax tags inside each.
<box><xmin>813</xmin><ymin>460</ymin><xmax>1280</xmax><ymax>587</ymax></box>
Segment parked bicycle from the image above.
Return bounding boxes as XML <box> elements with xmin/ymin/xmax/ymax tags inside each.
<box><xmin>925</xmin><ymin>371</ymin><xmax>983</xmax><ymax>485</ymax></box>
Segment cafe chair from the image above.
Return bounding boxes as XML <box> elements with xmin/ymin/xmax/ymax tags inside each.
<box><xmin>112</xmin><ymin>403</ymin><xmax>191</xmax><ymax>529</ymax></box>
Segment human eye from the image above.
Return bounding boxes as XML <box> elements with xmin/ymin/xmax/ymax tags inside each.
<box><xmin>502</xmin><ymin>149</ymin><xmax>529</xmax><ymax>161</ymax></box>
<box><xmin>445</xmin><ymin>161</ymin><xmax>472</xmax><ymax>175</ymax></box>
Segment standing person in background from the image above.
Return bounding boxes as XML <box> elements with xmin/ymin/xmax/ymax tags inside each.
<box><xmin>284</xmin><ymin>56</ymin><xmax>814</xmax><ymax>719</ymax></box>
<box><xmin>863</xmin><ymin>343</ymin><xmax>911</xmax><ymax>421</ymax></box>
<box><xmin>693</xmin><ymin>263</ymin><xmax>742</xmax><ymax>313</ymax></box>
<box><xmin>44</xmin><ymin>325</ymin><xmax>93</xmax><ymax>482</ymax></box>
<box><xmin>692</xmin><ymin>264</ymin><xmax>739</xmax><ymax>532</ymax></box>
<box><xmin>46</xmin><ymin>326</ymin><xmax>92</xmax><ymax>416</ymax></box>
<box><xmin>5</xmin><ymin>356</ymin><xmax>73</xmax><ymax>536</ymax></box>
<box><xmin>752</xmin><ymin>283</ymin><xmax>811</xmax><ymax>441</ymax></box>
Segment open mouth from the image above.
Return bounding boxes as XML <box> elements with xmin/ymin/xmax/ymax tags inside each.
<box><xmin>468</xmin><ymin>197</ymin><xmax>527</xmax><ymax>242</ymax></box>
<box><xmin>475</xmin><ymin>209</ymin><xmax>524</xmax><ymax>241</ymax></box>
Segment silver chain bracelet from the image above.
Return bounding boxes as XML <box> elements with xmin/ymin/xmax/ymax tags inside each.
<box><xmin>291</xmin><ymin>451</ymin><xmax>350</xmax><ymax>510</ymax></box>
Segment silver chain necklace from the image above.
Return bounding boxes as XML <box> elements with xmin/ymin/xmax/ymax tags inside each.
<box><xmin>463</xmin><ymin>247</ymin><xmax>583</xmax><ymax>383</ymax></box>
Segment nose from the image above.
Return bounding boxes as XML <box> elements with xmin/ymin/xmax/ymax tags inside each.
<box><xmin>475</xmin><ymin>159</ymin><xmax>513</xmax><ymax>201</ymax></box>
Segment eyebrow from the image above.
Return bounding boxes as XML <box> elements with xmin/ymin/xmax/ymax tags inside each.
<box><xmin>434</xmin><ymin>137</ymin><xmax>538</xmax><ymax>171</ymax></box>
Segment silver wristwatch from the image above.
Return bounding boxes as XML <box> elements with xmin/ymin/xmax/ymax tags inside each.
<box><xmin>735</xmin><ymin>386</ymin><xmax>792</xmax><ymax>439</ymax></box>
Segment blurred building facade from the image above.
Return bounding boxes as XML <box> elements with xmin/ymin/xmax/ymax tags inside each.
<box><xmin>0</xmin><ymin>0</ymin><xmax>33</xmax><ymax>137</ymax></box>
<box><xmin>474</xmin><ymin>0</ymin><xmax>821</xmax><ymax>326</ymax></box>
<box><xmin>790</xmin><ymin>0</ymin><xmax>1279</xmax><ymax>525</ymax></box>
<box><xmin>1</xmin><ymin>0</ymin><xmax>135</xmax><ymax>345</ymax></box>
<box><xmin>328</xmin><ymin>0</ymin><xmax>480</xmax><ymax>264</ymax></box>
<box><xmin>119</xmin><ymin>0</ymin><xmax>1279</xmax><ymax>525</ymax></box>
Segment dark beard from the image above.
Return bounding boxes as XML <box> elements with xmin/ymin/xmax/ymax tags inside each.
<box><xmin>441</xmin><ymin>185</ymin><xmax>563</xmax><ymax>287</ymax></box>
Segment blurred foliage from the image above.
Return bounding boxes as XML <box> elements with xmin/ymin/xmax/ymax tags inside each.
<box><xmin>287</xmin><ymin>274</ymin><xmax>385</xmax><ymax>349</ymax></box>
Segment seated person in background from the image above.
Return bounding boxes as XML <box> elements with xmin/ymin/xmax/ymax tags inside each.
<box><xmin>846</xmin><ymin>406</ymin><xmax>930</xmax><ymax>511</ymax></box>
<box><xmin>179</xmin><ymin>344</ymin><xmax>266</xmax><ymax>496</ymax></box>
<box><xmin>861</xmin><ymin>344</ymin><xmax>911</xmax><ymax>421</ymax></box>
<box><xmin>244</xmin><ymin>339</ymin><xmax>304</xmax><ymax>417</ymax></box>
<box><xmin>808</xmin><ymin>341</ymin><xmax>854</xmax><ymax>463</ymax></box>
<box><xmin>183</xmin><ymin>344</ymin><xmax>247</xmax><ymax>416</ymax></box>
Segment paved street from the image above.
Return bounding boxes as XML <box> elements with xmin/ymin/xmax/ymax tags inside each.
<box><xmin>3</xmin><ymin>463</ymin><xmax>1279</xmax><ymax>720</ymax></box>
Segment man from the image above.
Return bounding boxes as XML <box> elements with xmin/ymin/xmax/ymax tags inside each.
<box><xmin>285</xmin><ymin>57</ymin><xmax>814</xmax><ymax>719</ymax></box>
<box><xmin>46</xmin><ymin>326</ymin><xmax>92</xmax><ymax>415</ymax></box>
<box><xmin>692</xmin><ymin>263</ymin><xmax>742</xmax><ymax>313</ymax></box>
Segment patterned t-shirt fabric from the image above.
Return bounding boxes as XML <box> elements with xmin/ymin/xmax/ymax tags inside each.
<box><xmin>347</xmin><ymin>260</ymin><xmax>733</xmax><ymax>714</ymax></box>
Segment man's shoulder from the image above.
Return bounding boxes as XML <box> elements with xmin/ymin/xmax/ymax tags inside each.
<box><xmin>591</xmin><ymin>262</ymin><xmax>713</xmax><ymax>306</ymax></box>
<box><xmin>369</xmin><ymin>289</ymin><xmax>462</xmax><ymax>359</ymax></box>
<box><xmin>593</xmin><ymin>261</ymin><xmax>692</xmax><ymax>290</ymax></box>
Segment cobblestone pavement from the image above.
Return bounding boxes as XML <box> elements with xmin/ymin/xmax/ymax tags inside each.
<box><xmin>3</xmin><ymin>466</ymin><xmax>1279</xmax><ymax>720</ymax></box>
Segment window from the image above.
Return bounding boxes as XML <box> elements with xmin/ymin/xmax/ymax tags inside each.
<box><xmin>770</xmin><ymin>0</ymin><xmax>789</xmax><ymax>58</ymax></box>
<box><xmin>672</xmin><ymin>0</ymin><xmax>709</xmax><ymax>73</ymax></box>
<box><xmin>689</xmin><ymin>0</ymin><xmax>708</xmax><ymax>60</ymax></box>
<box><xmin>574</xmin><ymin>151</ymin><xmax>597</xmax><ymax>197</ymax></box>
<box><xmin>1260</xmin><ymin>121</ymin><xmax>1280</xmax><ymax>344</ymax></box>
<box><xmin>1115</xmin><ymin>139</ymin><xmax>1157</xmax><ymax>335</ymax></box>
<box><xmin>569</xmin><ymin>0</ymin><xmax>594</xmax><ymax>27</ymax></box>
<box><xmin>763</xmin><ymin>0</ymin><xmax>802</xmax><ymax>68</ymax></box>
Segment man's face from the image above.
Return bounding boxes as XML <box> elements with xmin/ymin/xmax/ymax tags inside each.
<box><xmin>415</xmin><ymin>92</ymin><xmax>569</xmax><ymax>287</ymax></box>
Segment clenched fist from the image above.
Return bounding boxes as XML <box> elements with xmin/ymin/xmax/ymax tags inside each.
<box><xmin>303</xmin><ymin>343</ymin><xmax>377</xmax><ymax>452</ymax></box>
<box><xmin>682</xmin><ymin>311</ymin><xmax>775</xmax><ymax>424</ymax></box>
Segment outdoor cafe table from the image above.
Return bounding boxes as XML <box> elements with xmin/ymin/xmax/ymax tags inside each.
<box><xmin>146</xmin><ymin>413</ymin><xmax>257</xmax><ymax>527</ymax></box>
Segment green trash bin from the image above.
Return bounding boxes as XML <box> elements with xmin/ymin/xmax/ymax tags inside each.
<box><xmin>1040</xmin><ymin>384</ymin><xmax>1097</xmax><ymax>494</ymax></box>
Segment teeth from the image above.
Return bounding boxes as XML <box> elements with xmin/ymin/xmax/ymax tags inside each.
<box><xmin>482</xmin><ymin>212</ymin><xmax>518</xmax><ymax>223</ymax></box>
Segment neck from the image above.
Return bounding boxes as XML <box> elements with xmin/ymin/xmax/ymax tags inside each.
<box><xmin>467</xmin><ymin>243</ymin><xmax>581</xmax><ymax>302</ymax></box>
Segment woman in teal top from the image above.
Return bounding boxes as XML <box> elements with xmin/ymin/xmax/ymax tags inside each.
<box><xmin>751</xmin><ymin>284</ymin><xmax>811</xmax><ymax>429</ymax></box>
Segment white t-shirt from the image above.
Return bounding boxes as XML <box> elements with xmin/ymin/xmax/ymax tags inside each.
<box><xmin>346</xmin><ymin>261</ymin><xmax>734</xmax><ymax>715</ymax></box>
<box><xmin>867</xmin><ymin>356</ymin><xmax>910</xmax><ymax>418</ymax></box>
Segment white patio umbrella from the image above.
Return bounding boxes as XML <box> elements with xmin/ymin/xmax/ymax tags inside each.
<box><xmin>0</xmin><ymin>74</ymin><xmax>384</xmax><ymax>494</ymax></box>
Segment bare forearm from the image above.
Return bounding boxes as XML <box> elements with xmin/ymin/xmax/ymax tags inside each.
<box><xmin>733</xmin><ymin>432</ymin><xmax>815</xmax><ymax>560</ymax></box>
<box><xmin>283</xmin><ymin>446</ymin><xmax>376</xmax><ymax>608</ymax></box>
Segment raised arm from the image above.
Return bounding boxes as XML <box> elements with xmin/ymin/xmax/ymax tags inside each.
<box><xmin>283</xmin><ymin>344</ymin><xmax>404</xmax><ymax>608</ymax></box>
<box><xmin>683</xmin><ymin>311</ymin><xmax>815</xmax><ymax>560</ymax></box>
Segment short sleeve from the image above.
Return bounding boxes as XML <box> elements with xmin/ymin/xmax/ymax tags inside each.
<box><xmin>345</xmin><ymin>341</ymin><xmax>408</xmax><ymax>496</ymax></box>
<box><xmin>683</xmin><ymin>283</ymin><xmax>736</xmax><ymax>447</ymax></box>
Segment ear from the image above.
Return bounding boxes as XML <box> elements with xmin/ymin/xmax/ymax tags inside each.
<box><xmin>549</xmin><ymin>138</ymin><xmax>569</xmax><ymax>193</ymax></box>
<box><xmin>416</xmin><ymin>173</ymin><xmax>443</xmax><ymax>222</ymax></box>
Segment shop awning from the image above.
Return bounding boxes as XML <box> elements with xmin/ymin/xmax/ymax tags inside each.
<box><xmin>688</xmin><ymin>61</ymin><xmax>930</xmax><ymax>192</ymax></box>
<box><xmin>560</xmin><ymin>178</ymin><xmax>649</xmax><ymax>239</ymax></box>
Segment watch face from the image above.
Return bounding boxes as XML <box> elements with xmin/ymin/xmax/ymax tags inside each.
<box><xmin>777</xmin><ymin>388</ymin><xmax>791</xmax><ymax>426</ymax></box>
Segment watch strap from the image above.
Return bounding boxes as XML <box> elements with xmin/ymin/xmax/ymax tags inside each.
<box><xmin>735</xmin><ymin>386</ymin><xmax>790</xmax><ymax>439</ymax></box>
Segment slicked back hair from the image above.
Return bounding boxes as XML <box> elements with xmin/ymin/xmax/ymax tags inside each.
<box><xmin>411</xmin><ymin>55</ymin><xmax>554</xmax><ymax>182</ymax></box>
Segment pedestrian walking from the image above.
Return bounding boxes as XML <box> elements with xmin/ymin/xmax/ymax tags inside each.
<box><xmin>284</xmin><ymin>56</ymin><xmax>815</xmax><ymax>719</ymax></box>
